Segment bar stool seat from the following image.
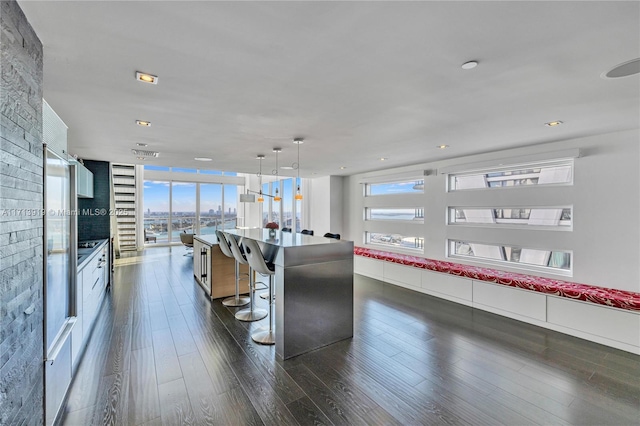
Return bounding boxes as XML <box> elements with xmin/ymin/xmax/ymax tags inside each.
<box><xmin>242</xmin><ymin>238</ymin><xmax>276</xmax><ymax>345</ymax></box>
<box><xmin>225</xmin><ymin>232</ymin><xmax>267</xmax><ymax>322</ymax></box>
<box><xmin>216</xmin><ymin>231</ymin><xmax>250</xmax><ymax>307</ymax></box>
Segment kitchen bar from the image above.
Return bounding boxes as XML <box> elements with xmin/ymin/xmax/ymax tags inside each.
<box><xmin>226</xmin><ymin>229</ymin><xmax>354</xmax><ymax>360</ymax></box>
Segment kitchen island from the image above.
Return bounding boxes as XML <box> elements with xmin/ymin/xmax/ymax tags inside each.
<box><xmin>193</xmin><ymin>235</ymin><xmax>250</xmax><ymax>298</ymax></box>
<box><xmin>227</xmin><ymin>229</ymin><xmax>354</xmax><ymax>360</ymax></box>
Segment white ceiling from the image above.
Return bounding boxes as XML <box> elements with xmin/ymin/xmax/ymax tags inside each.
<box><xmin>19</xmin><ymin>1</ymin><xmax>640</xmax><ymax>177</ymax></box>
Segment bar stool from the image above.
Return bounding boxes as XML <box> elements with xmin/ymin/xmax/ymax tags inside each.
<box><xmin>323</xmin><ymin>232</ymin><xmax>340</xmax><ymax>240</ymax></box>
<box><xmin>216</xmin><ymin>230</ymin><xmax>250</xmax><ymax>307</ymax></box>
<box><xmin>242</xmin><ymin>238</ymin><xmax>276</xmax><ymax>345</ymax></box>
<box><xmin>301</xmin><ymin>229</ymin><xmax>314</xmax><ymax>235</ymax></box>
<box><xmin>225</xmin><ymin>232</ymin><xmax>267</xmax><ymax>322</ymax></box>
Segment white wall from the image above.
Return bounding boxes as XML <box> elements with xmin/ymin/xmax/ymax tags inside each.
<box><xmin>344</xmin><ymin>129</ymin><xmax>640</xmax><ymax>293</ymax></box>
<box><xmin>308</xmin><ymin>175</ymin><xmax>345</xmax><ymax>236</ymax></box>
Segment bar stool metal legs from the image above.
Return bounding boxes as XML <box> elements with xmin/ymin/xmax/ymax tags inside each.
<box><xmin>235</xmin><ymin>267</ymin><xmax>267</xmax><ymax>322</ymax></box>
<box><xmin>252</xmin><ymin>273</ymin><xmax>275</xmax><ymax>345</ymax></box>
<box><xmin>221</xmin><ymin>254</ymin><xmax>251</xmax><ymax>307</ymax></box>
<box><xmin>242</xmin><ymin>238</ymin><xmax>276</xmax><ymax>346</ymax></box>
<box><xmin>216</xmin><ymin>230</ymin><xmax>250</xmax><ymax>307</ymax></box>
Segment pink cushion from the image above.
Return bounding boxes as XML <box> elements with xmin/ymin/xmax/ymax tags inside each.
<box><xmin>354</xmin><ymin>247</ymin><xmax>640</xmax><ymax>312</ymax></box>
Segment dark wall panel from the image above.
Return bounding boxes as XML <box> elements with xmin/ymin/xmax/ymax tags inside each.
<box><xmin>78</xmin><ymin>160</ymin><xmax>110</xmax><ymax>240</ymax></box>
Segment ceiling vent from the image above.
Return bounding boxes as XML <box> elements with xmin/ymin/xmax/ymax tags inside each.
<box><xmin>131</xmin><ymin>149</ymin><xmax>159</xmax><ymax>157</ymax></box>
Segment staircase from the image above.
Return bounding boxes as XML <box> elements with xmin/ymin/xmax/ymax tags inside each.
<box><xmin>111</xmin><ymin>163</ymin><xmax>137</xmax><ymax>253</ymax></box>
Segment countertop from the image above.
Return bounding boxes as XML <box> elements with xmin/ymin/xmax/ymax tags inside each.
<box><xmin>77</xmin><ymin>239</ymin><xmax>108</xmax><ymax>269</ymax></box>
<box><xmin>226</xmin><ymin>229</ymin><xmax>345</xmax><ymax>248</ymax></box>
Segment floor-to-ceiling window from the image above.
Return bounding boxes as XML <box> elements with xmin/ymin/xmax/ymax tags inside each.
<box><xmin>261</xmin><ymin>182</ymin><xmax>269</xmax><ymax>226</ymax></box>
<box><xmin>270</xmin><ymin>181</ymin><xmax>281</xmax><ymax>226</ymax></box>
<box><xmin>199</xmin><ymin>183</ymin><xmax>222</xmax><ymax>236</ymax></box>
<box><xmin>142</xmin><ymin>166</ymin><xmax>245</xmax><ymax>246</ymax></box>
<box><xmin>282</xmin><ymin>178</ymin><xmax>293</xmax><ymax>229</ymax></box>
<box><xmin>171</xmin><ymin>182</ymin><xmax>196</xmax><ymax>241</ymax></box>
<box><xmin>143</xmin><ymin>181</ymin><xmax>170</xmax><ymax>244</ymax></box>
<box><xmin>223</xmin><ymin>184</ymin><xmax>238</xmax><ymax>230</ymax></box>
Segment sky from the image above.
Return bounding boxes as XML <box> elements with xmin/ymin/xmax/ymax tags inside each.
<box><xmin>143</xmin><ymin>181</ymin><xmax>237</xmax><ymax>213</ymax></box>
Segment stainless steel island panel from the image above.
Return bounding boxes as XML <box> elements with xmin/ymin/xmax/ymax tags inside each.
<box><xmin>227</xmin><ymin>228</ymin><xmax>354</xmax><ymax>359</ymax></box>
<box><xmin>275</xmin><ymin>258</ymin><xmax>354</xmax><ymax>359</ymax></box>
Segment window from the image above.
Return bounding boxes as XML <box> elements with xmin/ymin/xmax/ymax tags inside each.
<box><xmin>449</xmin><ymin>207</ymin><xmax>572</xmax><ymax>228</ymax></box>
<box><xmin>270</xmin><ymin>181</ymin><xmax>281</xmax><ymax>226</ymax></box>
<box><xmin>172</xmin><ymin>168</ymin><xmax>197</xmax><ymax>173</ymax></box>
<box><xmin>366</xmin><ymin>180</ymin><xmax>424</xmax><ymax>196</ymax></box>
<box><xmin>366</xmin><ymin>207</ymin><xmax>424</xmax><ymax>222</ymax></box>
<box><xmin>144</xmin><ymin>165</ymin><xmax>170</xmax><ymax>171</ymax></box>
<box><xmin>200</xmin><ymin>183</ymin><xmax>222</xmax><ymax>236</ymax></box>
<box><xmin>282</xmin><ymin>178</ymin><xmax>293</xmax><ymax>230</ymax></box>
<box><xmin>223</xmin><ymin>184</ymin><xmax>238</xmax><ymax>230</ymax></box>
<box><xmin>143</xmin><ymin>181</ymin><xmax>170</xmax><ymax>243</ymax></box>
<box><xmin>449</xmin><ymin>160</ymin><xmax>573</xmax><ymax>191</ymax></box>
<box><xmin>366</xmin><ymin>232</ymin><xmax>424</xmax><ymax>251</ymax></box>
<box><xmin>449</xmin><ymin>240</ymin><xmax>571</xmax><ymax>272</ymax></box>
<box><xmin>362</xmin><ymin>177</ymin><xmax>425</xmax><ymax>252</ymax></box>
<box><xmin>171</xmin><ymin>182</ymin><xmax>196</xmax><ymax>240</ymax></box>
<box><xmin>199</xmin><ymin>169</ymin><xmax>224</xmax><ymax>175</ymax></box>
<box><xmin>261</xmin><ymin>182</ymin><xmax>269</xmax><ymax>226</ymax></box>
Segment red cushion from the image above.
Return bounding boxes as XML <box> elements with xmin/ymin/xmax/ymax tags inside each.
<box><xmin>354</xmin><ymin>247</ymin><xmax>640</xmax><ymax>311</ymax></box>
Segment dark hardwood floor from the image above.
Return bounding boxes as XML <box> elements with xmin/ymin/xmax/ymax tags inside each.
<box><xmin>60</xmin><ymin>247</ymin><xmax>640</xmax><ymax>425</ymax></box>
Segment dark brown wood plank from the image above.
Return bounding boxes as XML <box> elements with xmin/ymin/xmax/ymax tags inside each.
<box><xmin>91</xmin><ymin>371</ymin><xmax>129</xmax><ymax>426</ymax></box>
<box><xmin>178</xmin><ymin>351</ymin><xmax>227</xmax><ymax>425</ymax></box>
<box><xmin>229</xmin><ymin>357</ymin><xmax>299</xmax><ymax>426</ymax></box>
<box><xmin>131</xmin><ymin>310</ymin><xmax>153</xmax><ymax>350</ymax></box>
<box><xmin>157</xmin><ymin>378</ymin><xmax>195</xmax><ymax>426</ymax></box>
<box><xmin>147</xmin><ymin>301</ymin><xmax>170</xmax><ymax>332</ymax></box>
<box><xmin>217</xmin><ymin>384</ymin><xmax>265</xmax><ymax>426</ymax></box>
<box><xmin>301</xmin><ymin>348</ymin><xmax>459</xmax><ymax>425</ymax></box>
<box><xmin>128</xmin><ymin>347</ymin><xmax>161</xmax><ymax>425</ymax></box>
<box><xmin>167</xmin><ymin>313</ymin><xmax>198</xmax><ymax>357</ymax></box>
<box><xmin>151</xmin><ymin>327</ymin><xmax>183</xmax><ymax>385</ymax></box>
<box><xmin>285</xmin><ymin>396</ymin><xmax>334</xmax><ymax>426</ymax></box>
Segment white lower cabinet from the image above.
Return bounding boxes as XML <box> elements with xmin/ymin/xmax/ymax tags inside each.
<box><xmin>74</xmin><ymin>241</ymin><xmax>109</xmax><ymax>369</ymax></box>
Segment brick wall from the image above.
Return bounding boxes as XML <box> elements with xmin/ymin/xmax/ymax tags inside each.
<box><xmin>78</xmin><ymin>160</ymin><xmax>111</xmax><ymax>240</ymax></box>
<box><xmin>0</xmin><ymin>1</ymin><xmax>45</xmax><ymax>424</ymax></box>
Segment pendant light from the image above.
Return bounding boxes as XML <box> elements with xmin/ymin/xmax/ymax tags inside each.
<box><xmin>257</xmin><ymin>154</ymin><xmax>265</xmax><ymax>203</ymax></box>
<box><xmin>294</xmin><ymin>138</ymin><xmax>304</xmax><ymax>200</ymax></box>
<box><xmin>272</xmin><ymin>148</ymin><xmax>281</xmax><ymax>202</ymax></box>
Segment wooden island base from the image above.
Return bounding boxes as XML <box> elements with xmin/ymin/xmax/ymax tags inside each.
<box><xmin>193</xmin><ymin>235</ymin><xmax>250</xmax><ymax>299</ymax></box>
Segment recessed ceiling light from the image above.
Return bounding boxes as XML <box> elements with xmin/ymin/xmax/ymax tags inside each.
<box><xmin>136</xmin><ymin>71</ymin><xmax>158</xmax><ymax>84</ymax></box>
<box><xmin>545</xmin><ymin>121</ymin><xmax>563</xmax><ymax>127</ymax></box>
<box><xmin>437</xmin><ymin>144</ymin><xmax>449</xmax><ymax>149</ymax></box>
<box><xmin>136</xmin><ymin>157</ymin><xmax>147</xmax><ymax>160</ymax></box>
<box><xmin>194</xmin><ymin>157</ymin><xmax>212</xmax><ymax>161</ymax></box>
<box><xmin>340</xmin><ymin>166</ymin><xmax>346</xmax><ymax>170</ymax></box>
<box><xmin>136</xmin><ymin>143</ymin><xmax>148</xmax><ymax>147</ymax></box>
<box><xmin>461</xmin><ymin>61</ymin><xmax>478</xmax><ymax>70</ymax></box>
<box><xmin>602</xmin><ymin>58</ymin><xmax>640</xmax><ymax>79</ymax></box>
<box><xmin>131</xmin><ymin>149</ymin><xmax>159</xmax><ymax>157</ymax></box>
<box><xmin>380</xmin><ymin>157</ymin><xmax>388</xmax><ymax>161</ymax></box>
<box><xmin>136</xmin><ymin>120</ymin><xmax>151</xmax><ymax>127</ymax></box>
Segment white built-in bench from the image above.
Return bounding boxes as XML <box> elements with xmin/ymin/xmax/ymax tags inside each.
<box><xmin>354</xmin><ymin>247</ymin><xmax>640</xmax><ymax>355</ymax></box>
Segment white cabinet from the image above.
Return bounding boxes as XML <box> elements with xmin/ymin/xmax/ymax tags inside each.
<box><xmin>71</xmin><ymin>268</ymin><xmax>83</xmax><ymax>370</ymax></box>
<box><xmin>74</xmin><ymin>240</ymin><xmax>109</xmax><ymax>364</ymax></box>
<box><xmin>75</xmin><ymin>162</ymin><xmax>94</xmax><ymax>198</ymax></box>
